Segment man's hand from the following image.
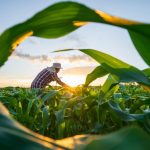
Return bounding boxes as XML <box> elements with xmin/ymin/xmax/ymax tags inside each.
<box><xmin>64</xmin><ymin>85</ymin><xmax>71</xmax><ymax>90</ymax></box>
<box><xmin>64</xmin><ymin>85</ymin><xmax>76</xmax><ymax>93</ymax></box>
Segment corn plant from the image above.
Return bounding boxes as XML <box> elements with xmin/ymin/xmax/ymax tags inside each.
<box><xmin>0</xmin><ymin>1</ymin><xmax>150</xmax><ymax>150</ymax></box>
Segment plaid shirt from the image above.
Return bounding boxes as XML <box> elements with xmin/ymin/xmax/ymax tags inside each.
<box><xmin>31</xmin><ymin>67</ymin><xmax>66</xmax><ymax>88</ymax></box>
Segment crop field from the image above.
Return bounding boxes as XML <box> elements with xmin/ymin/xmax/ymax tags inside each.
<box><xmin>0</xmin><ymin>84</ymin><xmax>150</xmax><ymax>139</ymax></box>
<box><xmin>0</xmin><ymin>1</ymin><xmax>150</xmax><ymax>150</ymax></box>
<box><xmin>0</xmin><ymin>84</ymin><xmax>150</xmax><ymax>149</ymax></box>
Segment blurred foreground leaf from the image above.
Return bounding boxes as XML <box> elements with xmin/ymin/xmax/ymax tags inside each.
<box><xmin>0</xmin><ymin>1</ymin><xmax>150</xmax><ymax>66</ymax></box>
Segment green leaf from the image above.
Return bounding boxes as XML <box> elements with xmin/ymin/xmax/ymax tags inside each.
<box><xmin>0</xmin><ymin>1</ymin><xmax>100</xmax><ymax>67</ymax></box>
<box><xmin>100</xmin><ymin>75</ymin><xmax>119</xmax><ymax>95</ymax></box>
<box><xmin>85</xmin><ymin>66</ymin><xmax>108</xmax><ymax>86</ymax></box>
<box><xmin>143</xmin><ymin>68</ymin><xmax>150</xmax><ymax>77</ymax></box>
<box><xmin>98</xmin><ymin>74</ymin><xmax>119</xmax><ymax>103</ymax></box>
<box><xmin>1</xmin><ymin>102</ymin><xmax>150</xmax><ymax>150</ymax></box>
<box><xmin>83</xmin><ymin>126</ymin><xmax>150</xmax><ymax>150</ymax></box>
<box><xmin>25</xmin><ymin>99</ymin><xmax>35</xmax><ymax>117</ymax></box>
<box><xmin>108</xmin><ymin>101</ymin><xmax>148</xmax><ymax>121</ymax></box>
<box><xmin>0</xmin><ymin>102</ymin><xmax>10</xmax><ymax>116</ymax></box>
<box><xmin>0</xmin><ymin>102</ymin><xmax>67</xmax><ymax>150</ymax></box>
<box><xmin>55</xmin><ymin>110</ymin><xmax>64</xmax><ymax>125</ymax></box>
<box><xmin>57</xmin><ymin>49</ymin><xmax>150</xmax><ymax>86</ymax></box>
<box><xmin>41</xmin><ymin>106</ymin><xmax>49</xmax><ymax>134</ymax></box>
<box><xmin>42</xmin><ymin>90</ymin><xmax>58</xmax><ymax>103</ymax></box>
<box><xmin>79</xmin><ymin>49</ymin><xmax>150</xmax><ymax>86</ymax></box>
<box><xmin>128</xmin><ymin>26</ymin><xmax>150</xmax><ymax>66</ymax></box>
<box><xmin>0</xmin><ymin>1</ymin><xmax>150</xmax><ymax>67</ymax></box>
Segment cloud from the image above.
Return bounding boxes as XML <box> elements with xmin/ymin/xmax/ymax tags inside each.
<box><xmin>54</xmin><ymin>55</ymin><xmax>94</xmax><ymax>63</ymax></box>
<box><xmin>62</xmin><ymin>66</ymin><xmax>95</xmax><ymax>76</ymax></box>
<box><xmin>12</xmin><ymin>51</ymin><xmax>95</xmax><ymax>64</ymax></box>
<box><xmin>12</xmin><ymin>51</ymin><xmax>51</xmax><ymax>63</ymax></box>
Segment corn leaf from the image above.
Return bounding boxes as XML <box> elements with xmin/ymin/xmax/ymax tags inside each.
<box><xmin>0</xmin><ymin>103</ymin><xmax>65</xmax><ymax>150</ymax></box>
<box><xmin>0</xmin><ymin>1</ymin><xmax>150</xmax><ymax>67</ymax></box>
<box><xmin>1</xmin><ymin>102</ymin><xmax>150</xmax><ymax>150</ymax></box>
<box><xmin>56</xmin><ymin>49</ymin><xmax>150</xmax><ymax>86</ymax></box>
<box><xmin>85</xmin><ymin>66</ymin><xmax>108</xmax><ymax>86</ymax></box>
<box><xmin>128</xmin><ymin>29</ymin><xmax>150</xmax><ymax>66</ymax></box>
<box><xmin>79</xmin><ymin>49</ymin><xmax>150</xmax><ymax>86</ymax></box>
<box><xmin>143</xmin><ymin>68</ymin><xmax>150</xmax><ymax>77</ymax></box>
<box><xmin>41</xmin><ymin>106</ymin><xmax>49</xmax><ymax>134</ymax></box>
<box><xmin>108</xmin><ymin>100</ymin><xmax>149</xmax><ymax>121</ymax></box>
<box><xmin>83</xmin><ymin>126</ymin><xmax>150</xmax><ymax>150</ymax></box>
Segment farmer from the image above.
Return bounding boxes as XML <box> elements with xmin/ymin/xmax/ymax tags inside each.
<box><xmin>31</xmin><ymin>63</ymin><xmax>69</xmax><ymax>89</ymax></box>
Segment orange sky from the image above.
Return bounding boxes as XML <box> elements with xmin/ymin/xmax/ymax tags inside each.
<box><xmin>0</xmin><ymin>66</ymin><xmax>107</xmax><ymax>87</ymax></box>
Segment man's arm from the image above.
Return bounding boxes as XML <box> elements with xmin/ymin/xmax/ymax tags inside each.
<box><xmin>51</xmin><ymin>73</ymin><xmax>69</xmax><ymax>87</ymax></box>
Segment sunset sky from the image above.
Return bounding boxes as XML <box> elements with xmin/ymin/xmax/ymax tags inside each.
<box><xmin>0</xmin><ymin>0</ymin><xmax>150</xmax><ymax>87</ymax></box>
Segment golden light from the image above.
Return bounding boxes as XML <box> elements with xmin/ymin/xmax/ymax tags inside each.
<box><xmin>62</xmin><ymin>75</ymin><xmax>85</xmax><ymax>87</ymax></box>
<box><xmin>0</xmin><ymin>75</ymin><xmax>108</xmax><ymax>88</ymax></box>
<box><xmin>0</xmin><ymin>79</ymin><xmax>32</xmax><ymax>88</ymax></box>
<box><xmin>73</xmin><ymin>21</ymin><xmax>88</xmax><ymax>27</ymax></box>
<box><xmin>61</xmin><ymin>75</ymin><xmax>108</xmax><ymax>87</ymax></box>
<box><xmin>95</xmin><ymin>10</ymin><xmax>139</xmax><ymax>25</ymax></box>
<box><xmin>12</xmin><ymin>31</ymin><xmax>33</xmax><ymax>50</ymax></box>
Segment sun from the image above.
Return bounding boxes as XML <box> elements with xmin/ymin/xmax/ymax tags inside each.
<box><xmin>60</xmin><ymin>75</ymin><xmax>108</xmax><ymax>87</ymax></box>
<box><xmin>62</xmin><ymin>75</ymin><xmax>85</xmax><ymax>87</ymax></box>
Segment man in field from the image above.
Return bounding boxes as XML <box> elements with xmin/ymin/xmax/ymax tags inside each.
<box><xmin>31</xmin><ymin>63</ymin><xmax>69</xmax><ymax>89</ymax></box>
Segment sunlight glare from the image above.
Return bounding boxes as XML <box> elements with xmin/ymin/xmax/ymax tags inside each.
<box><xmin>62</xmin><ymin>75</ymin><xmax>85</xmax><ymax>87</ymax></box>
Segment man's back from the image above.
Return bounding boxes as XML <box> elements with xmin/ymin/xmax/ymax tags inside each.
<box><xmin>31</xmin><ymin>67</ymin><xmax>56</xmax><ymax>88</ymax></box>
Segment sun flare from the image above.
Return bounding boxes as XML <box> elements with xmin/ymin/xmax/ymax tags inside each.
<box><xmin>61</xmin><ymin>75</ymin><xmax>108</xmax><ymax>87</ymax></box>
<box><xmin>61</xmin><ymin>75</ymin><xmax>85</xmax><ymax>87</ymax></box>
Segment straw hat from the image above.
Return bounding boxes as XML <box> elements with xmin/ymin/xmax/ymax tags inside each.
<box><xmin>52</xmin><ymin>63</ymin><xmax>62</xmax><ymax>69</ymax></box>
